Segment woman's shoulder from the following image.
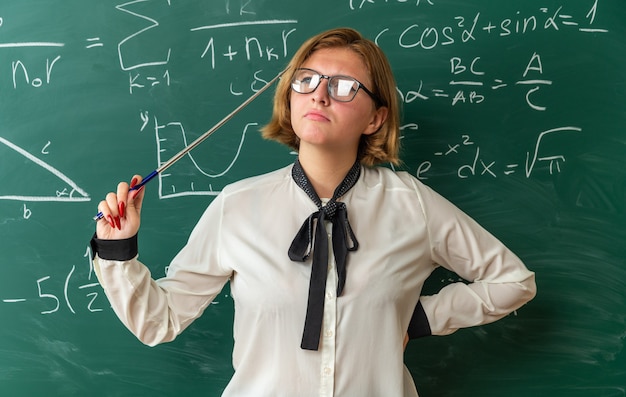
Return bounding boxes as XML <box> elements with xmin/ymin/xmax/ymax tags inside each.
<box><xmin>221</xmin><ymin>163</ymin><xmax>293</xmax><ymax>196</ymax></box>
<box><xmin>360</xmin><ymin>166</ymin><xmax>448</xmax><ymax>207</ymax></box>
<box><xmin>361</xmin><ymin>165</ymin><xmax>425</xmax><ymax>191</ymax></box>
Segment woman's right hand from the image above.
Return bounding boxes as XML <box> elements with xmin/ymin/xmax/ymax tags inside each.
<box><xmin>96</xmin><ymin>174</ymin><xmax>145</xmax><ymax>240</ymax></box>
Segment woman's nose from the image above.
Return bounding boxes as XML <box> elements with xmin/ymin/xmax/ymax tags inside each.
<box><xmin>311</xmin><ymin>77</ymin><xmax>330</xmax><ymax>105</ymax></box>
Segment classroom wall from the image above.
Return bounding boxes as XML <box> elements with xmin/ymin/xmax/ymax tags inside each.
<box><xmin>1</xmin><ymin>1</ymin><xmax>625</xmax><ymax>396</ymax></box>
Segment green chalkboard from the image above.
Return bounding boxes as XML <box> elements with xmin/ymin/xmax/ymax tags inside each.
<box><xmin>1</xmin><ymin>1</ymin><xmax>625</xmax><ymax>396</ymax></box>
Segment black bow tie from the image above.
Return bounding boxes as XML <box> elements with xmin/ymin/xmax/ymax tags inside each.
<box><xmin>288</xmin><ymin>159</ymin><xmax>360</xmax><ymax>350</ymax></box>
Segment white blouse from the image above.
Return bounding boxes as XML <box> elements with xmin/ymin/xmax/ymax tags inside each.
<box><xmin>94</xmin><ymin>164</ymin><xmax>536</xmax><ymax>397</ymax></box>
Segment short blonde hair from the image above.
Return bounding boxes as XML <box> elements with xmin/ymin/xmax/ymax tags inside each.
<box><xmin>261</xmin><ymin>27</ymin><xmax>401</xmax><ymax>166</ymax></box>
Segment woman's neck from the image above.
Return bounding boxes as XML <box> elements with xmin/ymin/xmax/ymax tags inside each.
<box><xmin>297</xmin><ymin>149</ymin><xmax>358</xmax><ymax>198</ymax></box>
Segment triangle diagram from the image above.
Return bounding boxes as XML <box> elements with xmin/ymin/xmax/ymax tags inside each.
<box><xmin>0</xmin><ymin>137</ymin><xmax>90</xmax><ymax>202</ymax></box>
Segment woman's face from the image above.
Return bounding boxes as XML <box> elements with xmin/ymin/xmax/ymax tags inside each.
<box><xmin>289</xmin><ymin>47</ymin><xmax>386</xmax><ymax>157</ymax></box>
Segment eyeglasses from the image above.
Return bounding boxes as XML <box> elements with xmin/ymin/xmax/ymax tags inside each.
<box><xmin>291</xmin><ymin>68</ymin><xmax>382</xmax><ymax>106</ymax></box>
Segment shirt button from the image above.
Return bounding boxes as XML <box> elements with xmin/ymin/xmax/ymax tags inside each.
<box><xmin>326</xmin><ymin>292</ymin><xmax>333</xmax><ymax>300</ymax></box>
<box><xmin>324</xmin><ymin>367</ymin><xmax>332</xmax><ymax>375</ymax></box>
<box><xmin>325</xmin><ymin>329</ymin><xmax>334</xmax><ymax>337</ymax></box>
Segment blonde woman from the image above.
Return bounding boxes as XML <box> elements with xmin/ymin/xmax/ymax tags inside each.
<box><xmin>93</xmin><ymin>28</ymin><xmax>536</xmax><ymax>396</ymax></box>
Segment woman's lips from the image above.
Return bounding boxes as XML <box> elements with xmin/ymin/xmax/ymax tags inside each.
<box><xmin>304</xmin><ymin>110</ymin><xmax>329</xmax><ymax>121</ymax></box>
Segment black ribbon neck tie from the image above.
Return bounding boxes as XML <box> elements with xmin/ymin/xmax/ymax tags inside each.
<box><xmin>288</xmin><ymin>159</ymin><xmax>360</xmax><ymax>350</ymax></box>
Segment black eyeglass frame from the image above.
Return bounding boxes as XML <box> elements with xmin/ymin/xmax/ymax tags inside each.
<box><xmin>291</xmin><ymin>68</ymin><xmax>383</xmax><ymax>107</ymax></box>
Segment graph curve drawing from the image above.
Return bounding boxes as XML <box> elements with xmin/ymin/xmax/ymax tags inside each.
<box><xmin>0</xmin><ymin>136</ymin><xmax>90</xmax><ymax>202</ymax></box>
<box><xmin>154</xmin><ymin>119</ymin><xmax>253</xmax><ymax>199</ymax></box>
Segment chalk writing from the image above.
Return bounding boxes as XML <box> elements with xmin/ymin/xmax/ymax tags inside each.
<box><xmin>85</xmin><ymin>37</ymin><xmax>103</xmax><ymax>49</ymax></box>
<box><xmin>22</xmin><ymin>204</ymin><xmax>32</xmax><ymax>219</ymax></box>
<box><xmin>115</xmin><ymin>0</ymin><xmax>173</xmax><ymax>93</ymax></box>
<box><xmin>193</xmin><ymin>22</ymin><xmax>297</xmax><ymax>69</ymax></box>
<box><xmin>116</xmin><ymin>0</ymin><xmax>171</xmax><ymax>71</ymax></box>
<box><xmin>114</xmin><ymin>4</ymin><xmax>298</xmax><ymax>92</ymax></box>
<box><xmin>11</xmin><ymin>55</ymin><xmax>61</xmax><ymax>88</ymax></box>
<box><xmin>0</xmin><ymin>137</ymin><xmax>90</xmax><ymax>203</ymax></box>
<box><xmin>412</xmin><ymin>126</ymin><xmax>582</xmax><ymax>180</ymax></box>
<box><xmin>225</xmin><ymin>0</ymin><xmax>258</xmax><ymax>16</ymax></box>
<box><xmin>375</xmin><ymin>2</ymin><xmax>608</xmax><ymax>51</ymax></box>
<box><xmin>129</xmin><ymin>67</ymin><xmax>171</xmax><ymax>94</ymax></box>
<box><xmin>0</xmin><ymin>0</ymin><xmax>605</xmax><ymax>209</ymax></box>
<box><xmin>0</xmin><ymin>42</ymin><xmax>64</xmax><ymax>48</ymax></box>
<box><xmin>2</xmin><ymin>247</ymin><xmax>106</xmax><ymax>315</ymax></box>
<box><xmin>41</xmin><ymin>141</ymin><xmax>51</xmax><ymax>155</ymax></box>
<box><xmin>349</xmin><ymin>0</ymin><xmax>434</xmax><ymax>10</ymax></box>
<box><xmin>153</xmin><ymin>115</ymin><xmax>257</xmax><ymax>198</ymax></box>
<box><xmin>397</xmin><ymin>52</ymin><xmax>553</xmax><ymax>110</ymax></box>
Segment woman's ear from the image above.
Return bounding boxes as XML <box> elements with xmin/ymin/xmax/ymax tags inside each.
<box><xmin>363</xmin><ymin>106</ymin><xmax>388</xmax><ymax>136</ymax></box>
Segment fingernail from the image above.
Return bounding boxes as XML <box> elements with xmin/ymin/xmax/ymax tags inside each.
<box><xmin>106</xmin><ymin>215</ymin><xmax>115</xmax><ymax>228</ymax></box>
<box><xmin>130</xmin><ymin>177</ymin><xmax>138</xmax><ymax>189</ymax></box>
<box><xmin>119</xmin><ymin>201</ymin><xmax>126</xmax><ymax>218</ymax></box>
<box><xmin>115</xmin><ymin>216</ymin><xmax>121</xmax><ymax>230</ymax></box>
<box><xmin>130</xmin><ymin>186</ymin><xmax>144</xmax><ymax>200</ymax></box>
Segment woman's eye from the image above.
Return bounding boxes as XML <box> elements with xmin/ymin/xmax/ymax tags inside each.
<box><xmin>335</xmin><ymin>79</ymin><xmax>357</xmax><ymax>97</ymax></box>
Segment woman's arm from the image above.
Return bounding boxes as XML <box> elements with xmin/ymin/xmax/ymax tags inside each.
<box><xmin>92</xmin><ymin>177</ymin><xmax>231</xmax><ymax>346</ymax></box>
<box><xmin>408</xmin><ymin>178</ymin><xmax>537</xmax><ymax>337</ymax></box>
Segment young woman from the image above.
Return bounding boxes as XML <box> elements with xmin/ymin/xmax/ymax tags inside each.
<box><xmin>93</xmin><ymin>27</ymin><xmax>536</xmax><ymax>397</ymax></box>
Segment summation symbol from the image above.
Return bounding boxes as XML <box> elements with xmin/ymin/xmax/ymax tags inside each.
<box><xmin>116</xmin><ymin>0</ymin><xmax>173</xmax><ymax>94</ymax></box>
